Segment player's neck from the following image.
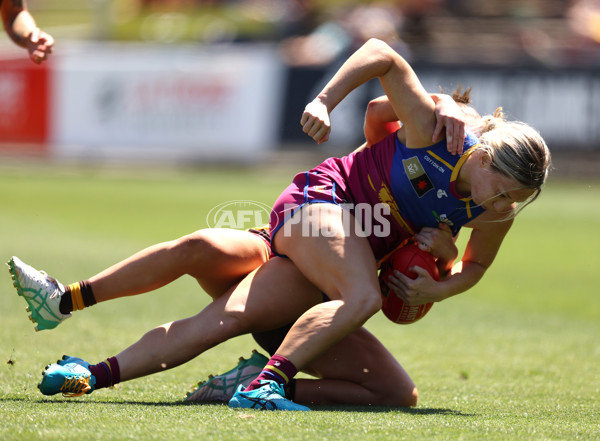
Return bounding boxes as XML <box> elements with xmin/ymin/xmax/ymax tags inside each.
<box><xmin>454</xmin><ymin>154</ymin><xmax>475</xmax><ymax>197</ymax></box>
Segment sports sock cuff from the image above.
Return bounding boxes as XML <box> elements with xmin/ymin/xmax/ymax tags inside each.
<box><xmin>59</xmin><ymin>285</ymin><xmax>73</xmax><ymax>314</ymax></box>
<box><xmin>80</xmin><ymin>280</ymin><xmax>97</xmax><ymax>307</ymax></box>
<box><xmin>89</xmin><ymin>357</ymin><xmax>120</xmax><ymax>390</ymax></box>
<box><xmin>265</xmin><ymin>355</ymin><xmax>298</xmax><ymax>385</ymax></box>
<box><xmin>89</xmin><ymin>362</ymin><xmax>111</xmax><ymax>390</ymax></box>
<box><xmin>68</xmin><ymin>283</ymin><xmax>85</xmax><ymax>311</ymax></box>
<box><xmin>106</xmin><ymin>356</ymin><xmax>121</xmax><ymax>385</ymax></box>
<box><xmin>244</xmin><ymin>355</ymin><xmax>298</xmax><ymax>392</ymax></box>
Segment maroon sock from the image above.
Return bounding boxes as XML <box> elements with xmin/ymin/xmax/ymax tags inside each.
<box><xmin>89</xmin><ymin>356</ymin><xmax>120</xmax><ymax>390</ymax></box>
<box><xmin>245</xmin><ymin>355</ymin><xmax>297</xmax><ymax>392</ymax></box>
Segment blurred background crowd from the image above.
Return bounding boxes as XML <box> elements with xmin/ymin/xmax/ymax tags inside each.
<box><xmin>23</xmin><ymin>0</ymin><xmax>600</xmax><ymax>68</ymax></box>
<box><xmin>2</xmin><ymin>0</ymin><xmax>600</xmax><ymax>171</ymax></box>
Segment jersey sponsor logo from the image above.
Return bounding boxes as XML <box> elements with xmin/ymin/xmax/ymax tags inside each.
<box><xmin>423</xmin><ymin>154</ymin><xmax>446</xmax><ymax>173</ymax></box>
<box><xmin>437</xmin><ymin>189</ymin><xmax>448</xmax><ymax>199</ymax></box>
<box><xmin>403</xmin><ymin>157</ymin><xmax>434</xmax><ymax>198</ymax></box>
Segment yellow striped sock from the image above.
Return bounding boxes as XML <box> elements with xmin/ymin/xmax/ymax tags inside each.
<box><xmin>264</xmin><ymin>365</ymin><xmax>289</xmax><ymax>384</ymax></box>
<box><xmin>68</xmin><ymin>282</ymin><xmax>85</xmax><ymax>311</ymax></box>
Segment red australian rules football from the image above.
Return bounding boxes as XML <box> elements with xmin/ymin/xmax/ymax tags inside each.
<box><xmin>379</xmin><ymin>244</ymin><xmax>439</xmax><ymax>324</ymax></box>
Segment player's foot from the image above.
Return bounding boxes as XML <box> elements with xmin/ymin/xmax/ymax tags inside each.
<box><xmin>38</xmin><ymin>355</ymin><xmax>96</xmax><ymax>397</ymax></box>
<box><xmin>7</xmin><ymin>256</ymin><xmax>71</xmax><ymax>331</ymax></box>
<box><xmin>185</xmin><ymin>350</ymin><xmax>269</xmax><ymax>403</ymax></box>
<box><xmin>228</xmin><ymin>380</ymin><xmax>310</xmax><ymax>411</ymax></box>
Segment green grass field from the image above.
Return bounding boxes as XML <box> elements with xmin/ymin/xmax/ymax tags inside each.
<box><xmin>0</xmin><ymin>161</ymin><xmax>598</xmax><ymax>440</ymax></box>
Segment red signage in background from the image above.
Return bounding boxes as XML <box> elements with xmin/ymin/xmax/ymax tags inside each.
<box><xmin>0</xmin><ymin>57</ymin><xmax>50</xmax><ymax>153</ymax></box>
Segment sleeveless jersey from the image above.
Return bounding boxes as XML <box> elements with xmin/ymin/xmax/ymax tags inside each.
<box><xmin>310</xmin><ymin>131</ymin><xmax>485</xmax><ymax>260</ymax></box>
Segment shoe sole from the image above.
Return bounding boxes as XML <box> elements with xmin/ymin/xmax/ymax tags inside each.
<box><xmin>228</xmin><ymin>395</ymin><xmax>277</xmax><ymax>410</ymax></box>
<box><xmin>228</xmin><ymin>394</ymin><xmax>309</xmax><ymax>411</ymax></box>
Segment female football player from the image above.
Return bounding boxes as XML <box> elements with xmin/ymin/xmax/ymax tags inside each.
<box><xmin>12</xmin><ymin>38</ymin><xmax>551</xmax><ymax>410</ymax></box>
<box><xmin>228</xmin><ymin>38</ymin><xmax>550</xmax><ymax>410</ymax></box>
<box><xmin>9</xmin><ymin>89</ymin><xmax>469</xmax><ymax>407</ymax></box>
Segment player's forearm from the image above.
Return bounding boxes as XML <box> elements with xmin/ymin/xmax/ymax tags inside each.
<box><xmin>316</xmin><ymin>38</ymin><xmax>399</xmax><ymax>114</ymax></box>
<box><xmin>436</xmin><ymin>260</ymin><xmax>487</xmax><ymax>301</ymax></box>
<box><xmin>435</xmin><ymin>256</ymin><xmax>456</xmax><ymax>281</ymax></box>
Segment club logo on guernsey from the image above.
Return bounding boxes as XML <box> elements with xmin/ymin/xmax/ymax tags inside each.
<box><xmin>403</xmin><ymin>157</ymin><xmax>434</xmax><ymax>197</ymax></box>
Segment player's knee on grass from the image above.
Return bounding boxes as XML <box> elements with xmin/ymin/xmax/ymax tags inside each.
<box><xmin>360</xmin><ymin>359</ymin><xmax>419</xmax><ymax>407</ymax></box>
<box><xmin>396</xmin><ymin>385</ymin><xmax>418</xmax><ymax>407</ymax></box>
<box><xmin>370</xmin><ymin>380</ymin><xmax>418</xmax><ymax>407</ymax></box>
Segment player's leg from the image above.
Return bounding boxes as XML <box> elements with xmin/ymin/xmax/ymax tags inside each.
<box><xmin>114</xmin><ymin>257</ymin><xmax>321</xmax><ymax>381</ymax></box>
<box><xmin>239</xmin><ymin>203</ymin><xmax>382</xmax><ymax>396</ymax></box>
<box><xmin>87</xmin><ymin>228</ymin><xmax>269</xmax><ymax>302</ymax></box>
<box><xmin>38</xmin><ymin>257</ymin><xmax>323</xmax><ymax>396</ymax></box>
<box><xmin>8</xmin><ymin>228</ymin><xmax>268</xmax><ymax>331</ymax></box>
<box><xmin>296</xmin><ymin>327</ymin><xmax>418</xmax><ymax>407</ymax></box>
<box><xmin>190</xmin><ymin>326</ymin><xmax>416</xmax><ymax>407</ymax></box>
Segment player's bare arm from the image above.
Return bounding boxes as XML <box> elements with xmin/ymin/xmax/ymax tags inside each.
<box><xmin>301</xmin><ymin>38</ymin><xmax>435</xmax><ymax>149</ymax></box>
<box><xmin>1</xmin><ymin>0</ymin><xmax>54</xmax><ymax>63</ymax></box>
<box><xmin>359</xmin><ymin>93</ymin><xmax>465</xmax><ymax>156</ymax></box>
<box><xmin>388</xmin><ymin>213</ymin><xmax>513</xmax><ymax>306</ymax></box>
<box><xmin>436</xmin><ymin>216</ymin><xmax>513</xmax><ymax>300</ymax></box>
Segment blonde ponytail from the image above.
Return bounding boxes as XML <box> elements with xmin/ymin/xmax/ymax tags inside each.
<box><xmin>479</xmin><ymin>107</ymin><xmax>505</xmax><ymax>134</ymax></box>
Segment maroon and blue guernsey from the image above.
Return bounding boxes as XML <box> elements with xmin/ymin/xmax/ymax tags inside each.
<box><xmin>270</xmin><ymin>131</ymin><xmax>486</xmax><ymax>261</ymax></box>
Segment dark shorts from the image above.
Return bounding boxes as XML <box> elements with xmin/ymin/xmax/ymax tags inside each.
<box><xmin>252</xmin><ymin>325</ymin><xmax>292</xmax><ymax>356</ymax></box>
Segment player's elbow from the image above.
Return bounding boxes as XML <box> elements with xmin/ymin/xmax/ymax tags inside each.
<box><xmin>366</xmin><ymin>96</ymin><xmax>388</xmax><ymax>113</ymax></box>
<box><xmin>365</xmin><ymin>97</ymin><xmax>388</xmax><ymax>124</ymax></box>
<box><xmin>364</xmin><ymin>38</ymin><xmax>393</xmax><ymax>56</ymax></box>
<box><xmin>363</xmin><ymin>38</ymin><xmax>398</xmax><ymax>72</ymax></box>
